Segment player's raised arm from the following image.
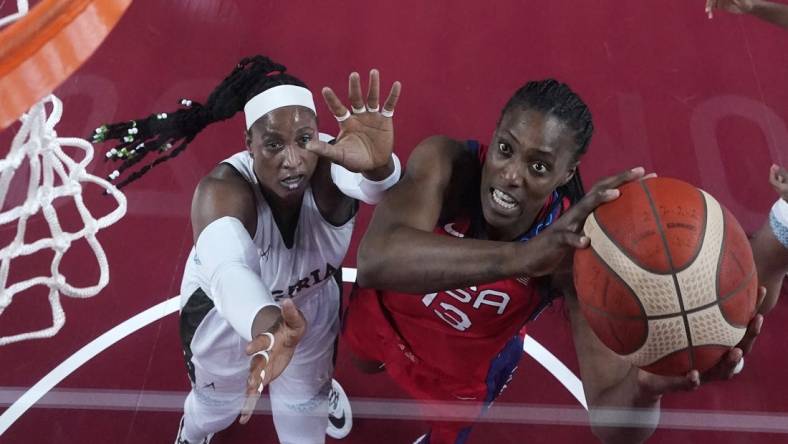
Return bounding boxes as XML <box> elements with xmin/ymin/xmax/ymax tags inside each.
<box><xmin>357</xmin><ymin>136</ymin><xmax>644</xmax><ymax>293</ymax></box>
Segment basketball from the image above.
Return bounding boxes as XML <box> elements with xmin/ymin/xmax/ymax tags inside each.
<box><xmin>573</xmin><ymin>177</ymin><xmax>758</xmax><ymax>376</ymax></box>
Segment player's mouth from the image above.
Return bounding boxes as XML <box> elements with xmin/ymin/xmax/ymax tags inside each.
<box><xmin>490</xmin><ymin>187</ymin><xmax>519</xmax><ymax>212</ymax></box>
<box><xmin>280</xmin><ymin>174</ymin><xmax>305</xmax><ymax>190</ymax></box>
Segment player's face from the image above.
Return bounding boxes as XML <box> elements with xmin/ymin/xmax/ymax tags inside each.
<box><xmin>246</xmin><ymin>106</ymin><xmax>319</xmax><ymax>204</ymax></box>
<box><xmin>480</xmin><ymin>107</ymin><xmax>578</xmax><ymax>240</ymax></box>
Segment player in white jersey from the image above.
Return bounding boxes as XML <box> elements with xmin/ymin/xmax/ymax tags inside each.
<box><xmin>92</xmin><ymin>55</ymin><xmax>402</xmax><ymax>443</ymax></box>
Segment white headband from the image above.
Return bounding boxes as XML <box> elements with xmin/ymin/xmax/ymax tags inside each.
<box><xmin>243</xmin><ymin>85</ymin><xmax>316</xmax><ymax>130</ymax></box>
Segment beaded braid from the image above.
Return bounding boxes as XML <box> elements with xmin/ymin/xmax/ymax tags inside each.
<box><xmin>91</xmin><ymin>55</ymin><xmax>308</xmax><ymax>188</ymax></box>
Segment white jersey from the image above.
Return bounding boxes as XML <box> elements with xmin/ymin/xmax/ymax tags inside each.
<box><xmin>180</xmin><ymin>151</ymin><xmax>355</xmax><ymax>309</ymax></box>
<box><xmin>179</xmin><ymin>150</ymin><xmax>354</xmax><ymax>383</ymax></box>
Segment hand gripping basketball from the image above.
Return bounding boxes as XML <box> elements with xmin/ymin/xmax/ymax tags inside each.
<box><xmin>520</xmin><ymin>167</ymin><xmax>647</xmax><ymax>277</ymax></box>
<box><xmin>239</xmin><ymin>299</ymin><xmax>307</xmax><ymax>425</ymax></box>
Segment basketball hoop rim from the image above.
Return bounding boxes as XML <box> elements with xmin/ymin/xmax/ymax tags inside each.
<box><xmin>0</xmin><ymin>0</ymin><xmax>133</xmax><ymax>131</ymax></box>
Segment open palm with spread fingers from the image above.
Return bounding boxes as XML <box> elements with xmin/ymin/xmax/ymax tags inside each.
<box><xmin>239</xmin><ymin>299</ymin><xmax>306</xmax><ymax>425</ymax></box>
<box><xmin>308</xmin><ymin>69</ymin><xmax>402</xmax><ymax>174</ymax></box>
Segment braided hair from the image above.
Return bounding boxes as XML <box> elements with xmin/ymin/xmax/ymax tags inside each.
<box><xmin>499</xmin><ymin>79</ymin><xmax>594</xmax><ymax>203</ymax></box>
<box><xmin>92</xmin><ymin>55</ymin><xmax>307</xmax><ymax>188</ymax></box>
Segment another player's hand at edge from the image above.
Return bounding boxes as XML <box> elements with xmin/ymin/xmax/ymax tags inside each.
<box><xmin>706</xmin><ymin>0</ymin><xmax>759</xmax><ymax>18</ymax></box>
<box><xmin>239</xmin><ymin>299</ymin><xmax>306</xmax><ymax>424</ymax></box>
<box><xmin>769</xmin><ymin>164</ymin><xmax>788</xmax><ymax>202</ymax></box>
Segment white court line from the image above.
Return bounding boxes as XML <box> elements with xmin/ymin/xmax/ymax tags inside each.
<box><xmin>524</xmin><ymin>336</ymin><xmax>587</xmax><ymax>409</ymax></box>
<box><xmin>0</xmin><ymin>267</ymin><xmax>584</xmax><ymax>435</ymax></box>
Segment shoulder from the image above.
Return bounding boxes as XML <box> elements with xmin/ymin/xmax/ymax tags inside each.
<box><xmin>196</xmin><ymin>163</ymin><xmax>254</xmax><ymax>207</ymax></box>
<box><xmin>191</xmin><ymin>163</ymin><xmax>257</xmax><ymax>239</ymax></box>
<box><xmin>406</xmin><ymin>136</ymin><xmax>479</xmax><ymax>185</ymax></box>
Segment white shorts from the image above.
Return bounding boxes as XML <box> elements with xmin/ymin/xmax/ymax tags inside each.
<box><xmin>180</xmin><ymin>279</ymin><xmax>341</xmax><ymax>443</ymax></box>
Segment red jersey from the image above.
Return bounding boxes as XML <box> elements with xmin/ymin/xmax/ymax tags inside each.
<box><xmin>376</xmin><ymin>217</ymin><xmax>552</xmax><ymax>384</ymax></box>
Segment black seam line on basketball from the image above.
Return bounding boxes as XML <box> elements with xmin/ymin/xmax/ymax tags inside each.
<box><xmin>591</xmin><ymin>189</ymin><xmax>707</xmax><ymax>275</ymax></box>
<box><xmin>580</xmin><ymin>247</ymin><xmax>649</xmax><ymax>352</ymax></box>
<box><xmin>670</xmin><ymin>188</ymin><xmax>708</xmax><ymax>274</ymax></box>
<box><xmin>599</xmin><ymin>269</ymin><xmax>759</xmax><ymax>323</ymax></box>
<box><xmin>712</xmin><ymin>205</ymin><xmax>750</xmax><ymax>329</ymax></box>
<box><xmin>646</xmin><ymin>270</ymin><xmax>756</xmax><ymax>322</ymax></box>
<box><xmin>641</xmin><ymin>180</ymin><xmax>695</xmax><ymax>370</ymax></box>
<box><xmin>591</xmin><ymin>205</ymin><xmax>674</xmax><ymax>276</ymax></box>
<box><xmin>581</xmin><ymin>248</ymin><xmax>647</xmax><ymax>321</ymax></box>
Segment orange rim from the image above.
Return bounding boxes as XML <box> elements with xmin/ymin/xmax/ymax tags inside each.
<box><xmin>0</xmin><ymin>0</ymin><xmax>133</xmax><ymax>131</ymax></box>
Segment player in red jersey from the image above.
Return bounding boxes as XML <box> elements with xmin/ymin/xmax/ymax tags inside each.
<box><xmin>342</xmin><ymin>79</ymin><xmax>783</xmax><ymax>443</ymax></box>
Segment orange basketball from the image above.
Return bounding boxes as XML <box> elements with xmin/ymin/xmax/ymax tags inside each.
<box><xmin>573</xmin><ymin>177</ymin><xmax>758</xmax><ymax>376</ymax></box>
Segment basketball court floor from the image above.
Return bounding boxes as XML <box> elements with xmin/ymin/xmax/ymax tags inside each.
<box><xmin>1</xmin><ymin>1</ymin><xmax>787</xmax><ymax>442</ymax></box>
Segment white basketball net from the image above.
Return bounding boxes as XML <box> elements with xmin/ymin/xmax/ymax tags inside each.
<box><xmin>0</xmin><ymin>0</ymin><xmax>29</xmax><ymax>28</ymax></box>
<box><xmin>0</xmin><ymin>95</ymin><xmax>127</xmax><ymax>346</ymax></box>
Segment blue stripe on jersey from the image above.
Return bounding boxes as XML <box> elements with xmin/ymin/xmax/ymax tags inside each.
<box><xmin>516</xmin><ymin>190</ymin><xmax>563</xmax><ymax>242</ymax></box>
<box><xmin>420</xmin><ymin>335</ymin><xmax>525</xmax><ymax>444</ymax></box>
<box><xmin>483</xmin><ymin>334</ymin><xmax>525</xmax><ymax>405</ymax></box>
<box><xmin>465</xmin><ymin>139</ymin><xmax>480</xmax><ymax>158</ymax></box>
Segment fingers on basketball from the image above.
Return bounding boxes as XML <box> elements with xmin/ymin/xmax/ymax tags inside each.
<box><xmin>565</xmin><ymin>167</ymin><xmax>647</xmax><ymax>229</ymax></box>
<box><xmin>738</xmin><ymin>314</ymin><xmax>763</xmax><ymax>355</ymax></box>
<box><xmin>638</xmin><ymin>369</ymin><xmax>698</xmax><ymax>395</ymax></box>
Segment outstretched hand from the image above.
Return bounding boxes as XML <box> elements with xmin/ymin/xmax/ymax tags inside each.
<box><xmin>306</xmin><ymin>70</ymin><xmax>402</xmax><ymax>174</ymax></box>
<box><xmin>239</xmin><ymin>299</ymin><xmax>306</xmax><ymax>424</ymax></box>
<box><xmin>769</xmin><ymin>164</ymin><xmax>788</xmax><ymax>202</ymax></box>
<box><xmin>521</xmin><ymin>167</ymin><xmax>650</xmax><ymax>277</ymax></box>
<box><xmin>636</xmin><ymin>286</ymin><xmax>765</xmax><ymax>398</ymax></box>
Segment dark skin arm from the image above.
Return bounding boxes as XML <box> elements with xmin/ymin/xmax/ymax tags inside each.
<box><xmin>357</xmin><ymin>136</ymin><xmax>644</xmax><ymax>293</ymax></box>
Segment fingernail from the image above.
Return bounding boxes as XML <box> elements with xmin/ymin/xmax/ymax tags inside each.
<box><xmin>606</xmin><ymin>189</ymin><xmax>621</xmax><ymax>199</ymax></box>
<box><xmin>631</xmin><ymin>167</ymin><xmax>645</xmax><ymax>175</ymax></box>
